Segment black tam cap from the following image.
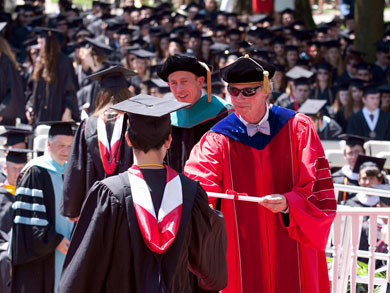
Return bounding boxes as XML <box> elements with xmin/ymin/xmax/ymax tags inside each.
<box><xmin>297</xmin><ymin>99</ymin><xmax>327</xmax><ymax>115</ymax></box>
<box><xmin>220</xmin><ymin>54</ymin><xmax>275</xmax><ymax>93</ymax></box>
<box><xmin>110</xmin><ymin>94</ymin><xmax>189</xmax><ymax>147</ymax></box>
<box><xmin>3</xmin><ymin>148</ymin><xmax>33</xmax><ymax>164</ymax></box>
<box><xmin>352</xmin><ymin>154</ymin><xmax>386</xmax><ymax>173</ymax></box>
<box><xmin>39</xmin><ymin>121</ymin><xmax>78</xmax><ymax>137</ymax></box>
<box><xmin>0</xmin><ymin>125</ymin><xmax>33</xmax><ymax>147</ymax></box>
<box><xmin>87</xmin><ymin>65</ymin><xmax>137</xmax><ymax>90</ymax></box>
<box><xmin>338</xmin><ymin>134</ymin><xmax>368</xmax><ymax>147</ymax></box>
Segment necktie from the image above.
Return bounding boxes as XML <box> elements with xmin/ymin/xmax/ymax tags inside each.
<box><xmin>369</xmin><ymin>114</ymin><xmax>374</xmax><ymax>121</ymax></box>
<box><xmin>246</xmin><ymin>121</ymin><xmax>271</xmax><ymax>137</ymax></box>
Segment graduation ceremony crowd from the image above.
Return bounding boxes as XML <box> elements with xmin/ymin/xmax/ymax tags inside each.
<box><xmin>0</xmin><ymin>0</ymin><xmax>389</xmax><ymax>292</ymax></box>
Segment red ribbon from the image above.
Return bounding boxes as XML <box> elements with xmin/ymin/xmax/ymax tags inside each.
<box><xmin>225</xmin><ymin>189</ymin><xmax>248</xmax><ymax>201</ymax></box>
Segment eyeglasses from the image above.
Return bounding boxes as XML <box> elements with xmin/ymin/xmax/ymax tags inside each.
<box><xmin>227</xmin><ymin>85</ymin><xmax>262</xmax><ymax>97</ymax></box>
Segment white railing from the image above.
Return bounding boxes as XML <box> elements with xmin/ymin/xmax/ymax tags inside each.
<box><xmin>329</xmin><ymin>184</ymin><xmax>390</xmax><ymax>293</ymax></box>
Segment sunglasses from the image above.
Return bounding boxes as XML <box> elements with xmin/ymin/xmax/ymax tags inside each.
<box><xmin>227</xmin><ymin>85</ymin><xmax>262</xmax><ymax>97</ymax></box>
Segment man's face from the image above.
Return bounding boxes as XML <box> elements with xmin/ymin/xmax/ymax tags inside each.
<box><xmin>188</xmin><ymin>37</ymin><xmax>201</xmax><ymax>51</ymax></box>
<box><xmin>381</xmin><ymin>92</ymin><xmax>390</xmax><ymax>109</ymax></box>
<box><xmin>344</xmin><ymin>144</ymin><xmax>364</xmax><ymax>168</ymax></box>
<box><xmin>363</xmin><ymin>93</ymin><xmax>380</xmax><ymax>112</ymax></box>
<box><xmin>376</xmin><ymin>51</ymin><xmax>390</xmax><ymax>66</ymax></box>
<box><xmin>357</xmin><ymin>69</ymin><xmax>371</xmax><ymax>81</ymax></box>
<box><xmin>168</xmin><ymin>71</ymin><xmax>204</xmax><ymax>105</ymax></box>
<box><xmin>286</xmin><ymin>51</ymin><xmax>298</xmax><ymax>66</ymax></box>
<box><xmin>293</xmin><ymin>85</ymin><xmax>311</xmax><ymax>104</ymax></box>
<box><xmin>359</xmin><ymin>169</ymin><xmax>382</xmax><ymax>187</ymax></box>
<box><xmin>229</xmin><ymin>83</ymin><xmax>267</xmax><ymax>124</ymax></box>
<box><xmin>5</xmin><ymin>161</ymin><xmax>25</xmax><ymax>186</ymax></box>
<box><xmin>48</xmin><ymin>135</ymin><xmax>74</xmax><ymax>165</ymax></box>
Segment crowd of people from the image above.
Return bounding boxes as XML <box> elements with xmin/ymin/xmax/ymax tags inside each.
<box><xmin>0</xmin><ymin>0</ymin><xmax>389</xmax><ymax>292</ymax></box>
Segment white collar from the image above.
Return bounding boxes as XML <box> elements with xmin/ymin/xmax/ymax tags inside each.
<box><xmin>356</xmin><ymin>192</ymin><xmax>379</xmax><ymax>206</ymax></box>
<box><xmin>341</xmin><ymin>165</ymin><xmax>359</xmax><ymax>180</ymax></box>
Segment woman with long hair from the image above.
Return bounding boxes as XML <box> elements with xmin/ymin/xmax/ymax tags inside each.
<box><xmin>333</xmin><ymin>84</ymin><xmax>349</xmax><ymax>131</ymax></box>
<box><xmin>26</xmin><ymin>28</ymin><xmax>80</xmax><ymax>124</ymax></box>
<box><xmin>0</xmin><ymin>27</ymin><xmax>26</xmax><ymax>125</ymax></box>
<box><xmin>61</xmin><ymin>66</ymin><xmax>137</xmax><ymax>220</ymax></box>
<box><xmin>324</xmin><ymin>40</ymin><xmax>344</xmax><ymax>80</ymax></box>
<box><xmin>312</xmin><ymin>61</ymin><xmax>336</xmax><ymax>106</ymax></box>
<box><xmin>340</xmin><ymin>79</ymin><xmax>364</xmax><ymax>132</ymax></box>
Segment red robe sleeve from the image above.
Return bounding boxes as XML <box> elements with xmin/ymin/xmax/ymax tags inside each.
<box><xmin>282</xmin><ymin>114</ymin><xmax>337</xmax><ymax>251</ymax></box>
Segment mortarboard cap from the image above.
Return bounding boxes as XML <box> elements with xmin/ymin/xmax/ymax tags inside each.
<box><xmin>87</xmin><ymin>65</ymin><xmax>137</xmax><ymax>90</ymax></box>
<box><xmin>281</xmin><ymin>8</ymin><xmax>294</xmax><ymax>15</ymax></box>
<box><xmin>130</xmin><ymin>49</ymin><xmax>155</xmax><ymax>59</ymax></box>
<box><xmin>349</xmin><ymin>78</ymin><xmax>365</xmax><ymax>89</ymax></box>
<box><xmin>375</xmin><ymin>41</ymin><xmax>390</xmax><ymax>53</ymax></box>
<box><xmin>338</xmin><ymin>133</ymin><xmax>368</xmax><ymax>147</ymax></box>
<box><xmin>322</xmin><ymin>40</ymin><xmax>341</xmax><ymax>49</ymax></box>
<box><xmin>1</xmin><ymin>148</ymin><xmax>33</xmax><ymax>164</ymax></box>
<box><xmin>110</xmin><ymin>94</ymin><xmax>190</xmax><ymax>147</ymax></box>
<box><xmin>297</xmin><ymin>99</ymin><xmax>327</xmax><ymax>115</ymax></box>
<box><xmin>286</xmin><ymin>66</ymin><xmax>314</xmax><ymax>80</ymax></box>
<box><xmin>0</xmin><ymin>22</ymin><xmax>6</xmax><ymax>33</ymax></box>
<box><xmin>363</xmin><ymin>84</ymin><xmax>380</xmax><ymax>96</ymax></box>
<box><xmin>34</xmin><ymin>26</ymin><xmax>62</xmax><ymax>38</ymax></box>
<box><xmin>285</xmin><ymin>45</ymin><xmax>299</xmax><ymax>52</ymax></box>
<box><xmin>378</xmin><ymin>83</ymin><xmax>390</xmax><ymax>93</ymax></box>
<box><xmin>352</xmin><ymin>154</ymin><xmax>386</xmax><ymax>173</ymax></box>
<box><xmin>220</xmin><ymin>54</ymin><xmax>275</xmax><ymax>93</ymax></box>
<box><xmin>85</xmin><ymin>37</ymin><xmax>113</xmax><ymax>55</ymax></box>
<box><xmin>293</xmin><ymin>77</ymin><xmax>311</xmax><ymax>86</ymax></box>
<box><xmin>356</xmin><ymin>62</ymin><xmax>372</xmax><ymax>71</ymax></box>
<box><xmin>38</xmin><ymin>121</ymin><xmax>78</xmax><ymax>137</ymax></box>
<box><xmin>144</xmin><ymin>78</ymin><xmax>170</xmax><ymax>93</ymax></box>
<box><xmin>316</xmin><ymin>61</ymin><xmax>332</xmax><ymax>71</ymax></box>
<box><xmin>0</xmin><ymin>126</ymin><xmax>33</xmax><ymax>147</ymax></box>
<box><xmin>185</xmin><ymin>2</ymin><xmax>201</xmax><ymax>11</ymax></box>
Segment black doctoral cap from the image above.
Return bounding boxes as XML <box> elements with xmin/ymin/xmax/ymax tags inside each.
<box><xmin>297</xmin><ymin>99</ymin><xmax>327</xmax><ymax>115</ymax></box>
<box><xmin>85</xmin><ymin>37</ymin><xmax>113</xmax><ymax>55</ymax></box>
<box><xmin>87</xmin><ymin>65</ymin><xmax>137</xmax><ymax>90</ymax></box>
<box><xmin>0</xmin><ymin>125</ymin><xmax>34</xmax><ymax>147</ymax></box>
<box><xmin>220</xmin><ymin>54</ymin><xmax>275</xmax><ymax>93</ymax></box>
<box><xmin>352</xmin><ymin>154</ymin><xmax>386</xmax><ymax>173</ymax></box>
<box><xmin>2</xmin><ymin>148</ymin><xmax>33</xmax><ymax>164</ymax></box>
<box><xmin>38</xmin><ymin>121</ymin><xmax>78</xmax><ymax>137</ymax></box>
<box><xmin>0</xmin><ymin>22</ymin><xmax>6</xmax><ymax>33</ymax></box>
<box><xmin>338</xmin><ymin>134</ymin><xmax>368</xmax><ymax>147</ymax></box>
<box><xmin>110</xmin><ymin>94</ymin><xmax>190</xmax><ymax>146</ymax></box>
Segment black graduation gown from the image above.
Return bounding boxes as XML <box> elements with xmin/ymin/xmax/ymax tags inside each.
<box><xmin>76</xmin><ymin>80</ymin><xmax>100</xmax><ymax>115</ymax></box>
<box><xmin>0</xmin><ymin>230</ymin><xmax>11</xmax><ymax>293</ymax></box>
<box><xmin>317</xmin><ymin>117</ymin><xmax>343</xmax><ymax>140</ymax></box>
<box><xmin>347</xmin><ymin>110</ymin><xmax>390</xmax><ymax>140</ymax></box>
<box><xmin>166</xmin><ymin>107</ymin><xmax>232</xmax><ymax>173</ymax></box>
<box><xmin>11</xmin><ymin>166</ymin><xmax>63</xmax><ymax>293</ymax></box>
<box><xmin>0</xmin><ymin>186</ymin><xmax>14</xmax><ymax>233</ymax></box>
<box><xmin>26</xmin><ymin>53</ymin><xmax>80</xmax><ymax>124</ymax></box>
<box><xmin>61</xmin><ymin>116</ymin><xmax>133</xmax><ymax>218</ymax></box>
<box><xmin>331</xmin><ymin>168</ymin><xmax>359</xmax><ymax>202</ymax></box>
<box><xmin>335</xmin><ymin>108</ymin><xmax>348</xmax><ymax>133</ymax></box>
<box><xmin>0</xmin><ymin>54</ymin><xmax>26</xmax><ymax>125</ymax></box>
<box><xmin>59</xmin><ymin>171</ymin><xmax>227</xmax><ymax>293</ymax></box>
<box><xmin>311</xmin><ymin>86</ymin><xmax>336</xmax><ymax>106</ymax></box>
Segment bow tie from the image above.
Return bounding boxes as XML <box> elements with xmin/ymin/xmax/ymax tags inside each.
<box><xmin>246</xmin><ymin>121</ymin><xmax>271</xmax><ymax>137</ymax></box>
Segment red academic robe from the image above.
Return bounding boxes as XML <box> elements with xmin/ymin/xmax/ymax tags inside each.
<box><xmin>184</xmin><ymin>107</ymin><xmax>337</xmax><ymax>293</ymax></box>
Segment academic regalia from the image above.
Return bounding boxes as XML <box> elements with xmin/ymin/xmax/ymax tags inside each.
<box><xmin>0</xmin><ymin>230</ymin><xmax>11</xmax><ymax>293</ymax></box>
<box><xmin>347</xmin><ymin>110</ymin><xmax>390</xmax><ymax>140</ymax></box>
<box><xmin>332</xmin><ymin>166</ymin><xmax>359</xmax><ymax>202</ymax></box>
<box><xmin>334</xmin><ymin>108</ymin><xmax>348</xmax><ymax>133</ymax></box>
<box><xmin>61</xmin><ymin>116</ymin><xmax>133</xmax><ymax>218</ymax></box>
<box><xmin>185</xmin><ymin>106</ymin><xmax>337</xmax><ymax>293</ymax></box>
<box><xmin>0</xmin><ymin>184</ymin><xmax>14</xmax><ymax>234</ymax></box>
<box><xmin>26</xmin><ymin>53</ymin><xmax>80</xmax><ymax>124</ymax></box>
<box><xmin>76</xmin><ymin>80</ymin><xmax>101</xmax><ymax>115</ymax></box>
<box><xmin>11</xmin><ymin>155</ymin><xmax>74</xmax><ymax>293</ymax></box>
<box><xmin>59</xmin><ymin>167</ymin><xmax>227</xmax><ymax>292</ymax></box>
<box><xmin>316</xmin><ymin>116</ymin><xmax>343</xmax><ymax>140</ymax></box>
<box><xmin>0</xmin><ymin>54</ymin><xmax>26</xmax><ymax>125</ymax></box>
<box><xmin>167</xmin><ymin>94</ymin><xmax>233</xmax><ymax>173</ymax></box>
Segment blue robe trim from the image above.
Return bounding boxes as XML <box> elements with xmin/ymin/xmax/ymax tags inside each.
<box><xmin>170</xmin><ymin>94</ymin><xmax>232</xmax><ymax>128</ymax></box>
<box><xmin>211</xmin><ymin>105</ymin><xmax>296</xmax><ymax>151</ymax></box>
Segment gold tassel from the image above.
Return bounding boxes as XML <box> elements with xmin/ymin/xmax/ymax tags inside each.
<box><xmin>263</xmin><ymin>71</ymin><xmax>269</xmax><ymax>95</ymax></box>
<box><xmin>199</xmin><ymin>61</ymin><xmax>212</xmax><ymax>103</ymax></box>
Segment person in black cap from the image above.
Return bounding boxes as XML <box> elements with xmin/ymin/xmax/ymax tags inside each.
<box><xmin>26</xmin><ymin>27</ymin><xmax>80</xmax><ymax>125</ymax></box>
<box><xmin>185</xmin><ymin>54</ymin><xmax>336</xmax><ymax>293</ymax></box>
<box><xmin>347</xmin><ymin>84</ymin><xmax>390</xmax><ymax>140</ymax></box>
<box><xmin>297</xmin><ymin>99</ymin><xmax>342</xmax><ymax>140</ymax></box>
<box><xmin>345</xmin><ymin>155</ymin><xmax>387</xmax><ymax>208</ymax></box>
<box><xmin>371</xmin><ymin>41</ymin><xmax>390</xmax><ymax>85</ymax></box>
<box><xmin>332</xmin><ymin>134</ymin><xmax>368</xmax><ymax>203</ymax></box>
<box><xmin>333</xmin><ymin>83</ymin><xmax>351</xmax><ymax>132</ymax></box>
<box><xmin>77</xmin><ymin>37</ymin><xmax>113</xmax><ymax>117</ymax></box>
<box><xmin>11</xmin><ymin>121</ymin><xmax>76</xmax><ymax>293</ymax></box>
<box><xmin>0</xmin><ymin>23</ymin><xmax>26</xmax><ymax>125</ymax></box>
<box><xmin>312</xmin><ymin>61</ymin><xmax>336</xmax><ymax>106</ymax></box>
<box><xmin>61</xmin><ymin>66</ymin><xmax>137</xmax><ymax>221</ymax></box>
<box><xmin>59</xmin><ymin>94</ymin><xmax>227</xmax><ymax>293</ymax></box>
<box><xmin>157</xmin><ymin>54</ymin><xmax>232</xmax><ymax>172</ymax></box>
<box><xmin>379</xmin><ymin>83</ymin><xmax>390</xmax><ymax>112</ymax></box>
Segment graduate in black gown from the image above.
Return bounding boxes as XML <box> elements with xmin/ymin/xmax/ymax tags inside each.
<box><xmin>157</xmin><ymin>54</ymin><xmax>233</xmax><ymax>172</ymax></box>
<box><xmin>331</xmin><ymin>134</ymin><xmax>367</xmax><ymax>203</ymax></box>
<box><xmin>25</xmin><ymin>27</ymin><xmax>80</xmax><ymax>124</ymax></box>
<box><xmin>0</xmin><ymin>23</ymin><xmax>27</xmax><ymax>125</ymax></box>
<box><xmin>61</xmin><ymin>66</ymin><xmax>137</xmax><ymax>220</ymax></box>
<box><xmin>59</xmin><ymin>94</ymin><xmax>227</xmax><ymax>293</ymax></box>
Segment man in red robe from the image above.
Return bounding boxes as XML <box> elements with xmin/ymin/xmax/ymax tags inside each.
<box><xmin>184</xmin><ymin>55</ymin><xmax>337</xmax><ymax>293</ymax></box>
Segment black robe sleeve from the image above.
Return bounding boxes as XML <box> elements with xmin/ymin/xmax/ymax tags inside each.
<box><xmin>188</xmin><ymin>184</ymin><xmax>228</xmax><ymax>291</ymax></box>
<box><xmin>59</xmin><ymin>181</ymin><xmax>125</xmax><ymax>293</ymax></box>
<box><xmin>12</xmin><ymin>166</ymin><xmax>63</xmax><ymax>266</ymax></box>
<box><xmin>61</xmin><ymin>120</ymin><xmax>88</xmax><ymax>218</ymax></box>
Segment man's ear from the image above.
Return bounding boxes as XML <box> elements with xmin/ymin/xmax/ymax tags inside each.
<box><xmin>197</xmin><ymin>76</ymin><xmax>205</xmax><ymax>87</ymax></box>
<box><xmin>125</xmin><ymin>132</ymin><xmax>132</xmax><ymax>147</ymax></box>
<box><xmin>164</xmin><ymin>134</ymin><xmax>172</xmax><ymax>149</ymax></box>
